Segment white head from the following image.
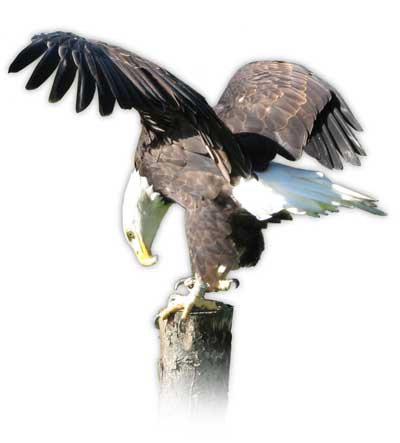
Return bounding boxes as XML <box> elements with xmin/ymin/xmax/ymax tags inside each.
<box><xmin>122</xmin><ymin>169</ymin><xmax>171</xmax><ymax>266</ymax></box>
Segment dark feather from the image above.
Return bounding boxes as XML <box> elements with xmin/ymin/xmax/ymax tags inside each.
<box><xmin>268</xmin><ymin>209</ymin><xmax>293</xmax><ymax>223</ymax></box>
<box><xmin>332</xmin><ymin>90</ymin><xmax>362</xmax><ymax>131</ymax></box>
<box><xmin>49</xmin><ymin>48</ymin><xmax>77</xmax><ymax>102</ymax></box>
<box><xmin>82</xmin><ymin>46</ymin><xmax>115</xmax><ymax>115</ymax></box>
<box><xmin>25</xmin><ymin>45</ymin><xmax>60</xmax><ymax>90</ymax></box>
<box><xmin>95</xmin><ymin>60</ymin><xmax>116</xmax><ymax>116</ymax></box>
<box><xmin>83</xmin><ymin>47</ymin><xmax>102</xmax><ymax>90</ymax></box>
<box><xmin>333</xmin><ymin>108</ymin><xmax>366</xmax><ymax>156</ymax></box>
<box><xmin>313</xmin><ymin>132</ymin><xmax>333</xmax><ymax>169</ymax></box>
<box><xmin>9</xmin><ymin>39</ymin><xmax>47</xmax><ymax>73</ymax></box>
<box><xmin>138</xmin><ymin>67</ymin><xmax>169</xmax><ymax>104</ymax></box>
<box><xmin>326</xmin><ymin>113</ymin><xmax>360</xmax><ymax>165</ymax></box>
<box><xmin>304</xmin><ymin>137</ymin><xmax>320</xmax><ymax>161</ymax></box>
<box><xmin>321</xmin><ymin>124</ymin><xmax>343</xmax><ymax>169</ymax></box>
<box><xmin>73</xmin><ymin>49</ymin><xmax>96</xmax><ymax>112</ymax></box>
<box><xmin>95</xmin><ymin>55</ymin><xmax>132</xmax><ymax>109</ymax></box>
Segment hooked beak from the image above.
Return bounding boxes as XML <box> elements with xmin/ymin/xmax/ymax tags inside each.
<box><xmin>126</xmin><ymin>230</ymin><xmax>157</xmax><ymax>267</ymax></box>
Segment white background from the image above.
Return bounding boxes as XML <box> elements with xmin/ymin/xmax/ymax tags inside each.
<box><xmin>0</xmin><ymin>1</ymin><xmax>398</xmax><ymax>442</ymax></box>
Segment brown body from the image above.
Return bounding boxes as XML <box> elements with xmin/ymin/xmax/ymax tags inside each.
<box><xmin>135</xmin><ymin>126</ymin><xmax>266</xmax><ymax>289</ymax></box>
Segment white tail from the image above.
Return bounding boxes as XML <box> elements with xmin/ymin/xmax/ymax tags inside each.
<box><xmin>233</xmin><ymin>162</ymin><xmax>385</xmax><ymax>220</ymax></box>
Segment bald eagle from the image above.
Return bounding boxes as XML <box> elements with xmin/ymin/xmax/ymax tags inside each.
<box><xmin>9</xmin><ymin>32</ymin><xmax>385</xmax><ymax>321</ymax></box>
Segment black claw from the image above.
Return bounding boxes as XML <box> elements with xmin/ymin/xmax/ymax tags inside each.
<box><xmin>233</xmin><ymin>278</ymin><xmax>240</xmax><ymax>288</ymax></box>
<box><xmin>154</xmin><ymin>312</ymin><xmax>161</xmax><ymax>329</ymax></box>
<box><xmin>174</xmin><ymin>278</ymin><xmax>186</xmax><ymax>291</ymax></box>
<box><xmin>174</xmin><ymin>277</ymin><xmax>195</xmax><ymax>291</ymax></box>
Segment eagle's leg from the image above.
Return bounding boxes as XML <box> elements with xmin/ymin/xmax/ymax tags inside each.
<box><xmin>158</xmin><ymin>276</ymin><xmax>218</xmax><ymax>322</ymax></box>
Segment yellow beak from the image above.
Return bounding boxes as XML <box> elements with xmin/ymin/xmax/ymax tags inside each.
<box><xmin>126</xmin><ymin>230</ymin><xmax>157</xmax><ymax>267</ymax></box>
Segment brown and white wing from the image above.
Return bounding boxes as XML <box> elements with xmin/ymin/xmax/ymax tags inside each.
<box><xmin>9</xmin><ymin>31</ymin><xmax>251</xmax><ymax>181</ymax></box>
<box><xmin>216</xmin><ymin>61</ymin><xmax>365</xmax><ymax>169</ymax></box>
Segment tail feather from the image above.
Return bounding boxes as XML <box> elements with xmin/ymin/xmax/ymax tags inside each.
<box><xmin>262</xmin><ymin>163</ymin><xmax>386</xmax><ymax>217</ymax></box>
<box><xmin>233</xmin><ymin>162</ymin><xmax>386</xmax><ymax>220</ymax></box>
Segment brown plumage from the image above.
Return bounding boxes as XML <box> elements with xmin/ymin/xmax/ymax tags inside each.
<box><xmin>9</xmin><ymin>32</ymin><xmax>383</xmax><ymax>306</ymax></box>
<box><xmin>216</xmin><ymin>61</ymin><xmax>365</xmax><ymax>169</ymax></box>
<box><xmin>135</xmin><ymin>126</ymin><xmax>264</xmax><ymax>289</ymax></box>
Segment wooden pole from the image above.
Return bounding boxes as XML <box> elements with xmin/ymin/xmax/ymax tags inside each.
<box><xmin>157</xmin><ymin>303</ymin><xmax>233</xmax><ymax>419</ymax></box>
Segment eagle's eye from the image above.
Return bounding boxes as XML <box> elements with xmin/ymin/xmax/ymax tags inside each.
<box><xmin>126</xmin><ymin>230</ymin><xmax>136</xmax><ymax>241</ymax></box>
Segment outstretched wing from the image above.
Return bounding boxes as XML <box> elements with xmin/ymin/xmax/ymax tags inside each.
<box><xmin>216</xmin><ymin>61</ymin><xmax>365</xmax><ymax>170</ymax></box>
<box><xmin>9</xmin><ymin>31</ymin><xmax>251</xmax><ymax>181</ymax></box>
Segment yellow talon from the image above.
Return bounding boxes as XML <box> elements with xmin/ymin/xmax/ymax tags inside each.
<box><xmin>157</xmin><ymin>277</ymin><xmax>219</xmax><ymax>325</ymax></box>
<box><xmin>158</xmin><ymin>303</ymin><xmax>185</xmax><ymax>322</ymax></box>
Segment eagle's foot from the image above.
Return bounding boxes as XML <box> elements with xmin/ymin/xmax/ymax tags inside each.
<box><xmin>158</xmin><ymin>278</ymin><xmax>218</xmax><ymax>324</ymax></box>
<box><xmin>158</xmin><ymin>294</ymin><xmax>218</xmax><ymax>322</ymax></box>
<box><xmin>217</xmin><ymin>278</ymin><xmax>240</xmax><ymax>291</ymax></box>
<box><xmin>175</xmin><ymin>276</ymin><xmax>240</xmax><ymax>292</ymax></box>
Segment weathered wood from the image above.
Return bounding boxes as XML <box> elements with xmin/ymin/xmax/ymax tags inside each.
<box><xmin>157</xmin><ymin>303</ymin><xmax>233</xmax><ymax>418</ymax></box>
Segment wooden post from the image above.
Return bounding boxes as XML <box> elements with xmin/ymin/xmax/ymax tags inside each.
<box><xmin>157</xmin><ymin>303</ymin><xmax>233</xmax><ymax>419</ymax></box>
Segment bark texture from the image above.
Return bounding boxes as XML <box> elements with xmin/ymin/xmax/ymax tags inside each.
<box><xmin>158</xmin><ymin>303</ymin><xmax>233</xmax><ymax>418</ymax></box>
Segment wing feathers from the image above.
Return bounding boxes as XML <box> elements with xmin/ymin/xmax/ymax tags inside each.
<box><xmin>328</xmin><ymin>87</ymin><xmax>362</xmax><ymax>131</ymax></box>
<box><xmin>333</xmin><ymin>108</ymin><xmax>366</xmax><ymax>156</ymax></box>
<box><xmin>94</xmin><ymin>59</ymin><xmax>116</xmax><ymax>116</ymax></box>
<box><xmin>25</xmin><ymin>44</ymin><xmax>60</xmax><ymax>90</ymax></box>
<box><xmin>8</xmin><ymin>39</ymin><xmax>48</xmax><ymax>73</ymax></box>
<box><xmin>74</xmin><ymin>49</ymin><xmax>96</xmax><ymax>112</ymax></box>
<box><xmin>321</xmin><ymin>124</ymin><xmax>343</xmax><ymax>169</ymax></box>
<box><xmin>9</xmin><ymin>31</ymin><xmax>251</xmax><ymax>180</ymax></box>
<box><xmin>326</xmin><ymin>113</ymin><xmax>360</xmax><ymax>165</ymax></box>
<box><xmin>216</xmin><ymin>61</ymin><xmax>366</xmax><ymax>170</ymax></box>
<box><xmin>49</xmin><ymin>48</ymin><xmax>77</xmax><ymax>102</ymax></box>
<box><xmin>315</xmin><ymin>133</ymin><xmax>332</xmax><ymax>168</ymax></box>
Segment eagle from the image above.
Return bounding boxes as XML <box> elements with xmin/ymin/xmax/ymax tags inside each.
<box><xmin>9</xmin><ymin>31</ymin><xmax>385</xmax><ymax>322</ymax></box>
